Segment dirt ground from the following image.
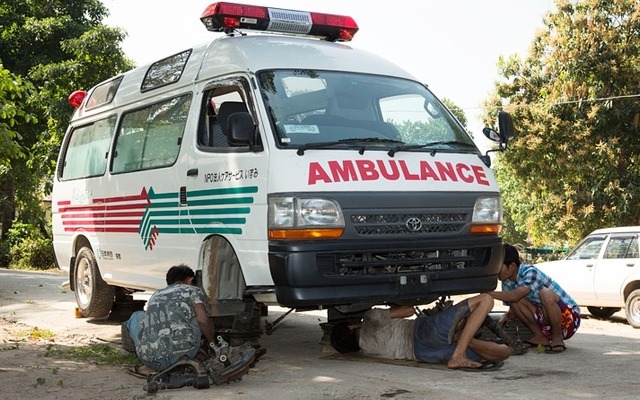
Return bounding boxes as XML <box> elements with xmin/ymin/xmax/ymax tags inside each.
<box><xmin>2</xmin><ymin>268</ymin><xmax>640</xmax><ymax>400</ymax></box>
<box><xmin>0</xmin><ymin>269</ymin><xmax>145</xmax><ymax>400</ymax></box>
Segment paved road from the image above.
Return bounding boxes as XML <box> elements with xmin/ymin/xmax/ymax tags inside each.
<box><xmin>2</xmin><ymin>268</ymin><xmax>640</xmax><ymax>399</ymax></box>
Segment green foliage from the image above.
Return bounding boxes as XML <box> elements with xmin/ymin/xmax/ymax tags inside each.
<box><xmin>0</xmin><ymin>222</ymin><xmax>50</xmax><ymax>268</ymax></box>
<box><xmin>0</xmin><ymin>0</ymin><xmax>134</xmax><ymax>250</ymax></box>
<box><xmin>9</xmin><ymin>236</ymin><xmax>56</xmax><ymax>270</ymax></box>
<box><xmin>4</xmin><ymin>222</ymin><xmax>38</xmax><ymax>247</ymax></box>
<box><xmin>485</xmin><ymin>0</ymin><xmax>640</xmax><ymax>247</ymax></box>
<box><xmin>0</xmin><ymin>66</ymin><xmax>36</xmax><ymax>164</ymax></box>
<box><xmin>45</xmin><ymin>343</ymin><xmax>139</xmax><ymax>366</ymax></box>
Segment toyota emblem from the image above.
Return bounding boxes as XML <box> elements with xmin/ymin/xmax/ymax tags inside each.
<box><xmin>405</xmin><ymin>217</ymin><xmax>422</xmax><ymax>232</ymax></box>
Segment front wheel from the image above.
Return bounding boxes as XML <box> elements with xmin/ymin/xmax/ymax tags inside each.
<box><xmin>625</xmin><ymin>289</ymin><xmax>640</xmax><ymax>328</ymax></box>
<box><xmin>587</xmin><ymin>306</ymin><xmax>620</xmax><ymax>319</ymax></box>
<box><xmin>74</xmin><ymin>247</ymin><xmax>115</xmax><ymax>318</ymax></box>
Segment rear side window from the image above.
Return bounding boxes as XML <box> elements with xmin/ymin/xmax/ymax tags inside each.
<box><xmin>604</xmin><ymin>236</ymin><xmax>639</xmax><ymax>259</ymax></box>
<box><xmin>59</xmin><ymin>116</ymin><xmax>116</xmax><ymax>181</ymax></box>
<box><xmin>112</xmin><ymin>94</ymin><xmax>191</xmax><ymax>173</ymax></box>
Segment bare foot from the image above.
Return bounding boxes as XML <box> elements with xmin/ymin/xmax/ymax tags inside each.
<box><xmin>523</xmin><ymin>336</ymin><xmax>549</xmax><ymax>347</ymax></box>
<box><xmin>447</xmin><ymin>356</ymin><xmax>482</xmax><ymax>370</ymax></box>
<box><xmin>136</xmin><ymin>365</ymin><xmax>156</xmax><ymax>376</ymax></box>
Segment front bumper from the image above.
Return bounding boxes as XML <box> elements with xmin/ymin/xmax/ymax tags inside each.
<box><xmin>269</xmin><ymin>235</ymin><xmax>503</xmax><ymax>307</ymax></box>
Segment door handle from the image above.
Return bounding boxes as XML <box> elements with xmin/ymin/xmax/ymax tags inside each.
<box><xmin>187</xmin><ymin>168</ymin><xmax>198</xmax><ymax>177</ymax></box>
<box><xmin>626</xmin><ymin>263</ymin><xmax>635</xmax><ymax>267</ymax></box>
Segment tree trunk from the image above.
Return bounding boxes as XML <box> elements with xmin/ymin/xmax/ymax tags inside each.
<box><xmin>0</xmin><ymin>173</ymin><xmax>16</xmax><ymax>243</ymax></box>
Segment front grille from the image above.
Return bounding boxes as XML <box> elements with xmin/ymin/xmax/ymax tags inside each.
<box><xmin>351</xmin><ymin>213</ymin><xmax>468</xmax><ymax>236</ymax></box>
<box><xmin>317</xmin><ymin>247</ymin><xmax>489</xmax><ymax>276</ymax></box>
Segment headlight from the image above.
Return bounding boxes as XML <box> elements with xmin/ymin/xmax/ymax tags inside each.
<box><xmin>470</xmin><ymin>196</ymin><xmax>502</xmax><ymax>234</ymax></box>
<box><xmin>268</xmin><ymin>196</ymin><xmax>344</xmax><ymax>239</ymax></box>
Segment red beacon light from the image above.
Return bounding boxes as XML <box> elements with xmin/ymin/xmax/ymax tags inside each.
<box><xmin>200</xmin><ymin>2</ymin><xmax>358</xmax><ymax>42</ymax></box>
<box><xmin>68</xmin><ymin>90</ymin><xmax>87</xmax><ymax>109</ymax></box>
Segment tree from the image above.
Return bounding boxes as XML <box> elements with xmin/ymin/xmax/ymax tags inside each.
<box><xmin>0</xmin><ymin>0</ymin><xmax>134</xmax><ymax>241</ymax></box>
<box><xmin>442</xmin><ymin>98</ymin><xmax>468</xmax><ymax>128</ymax></box>
<box><xmin>0</xmin><ymin>65</ymin><xmax>37</xmax><ymax>241</ymax></box>
<box><xmin>0</xmin><ymin>66</ymin><xmax>36</xmax><ymax>162</ymax></box>
<box><xmin>484</xmin><ymin>0</ymin><xmax>640</xmax><ymax>247</ymax></box>
<box><xmin>392</xmin><ymin>98</ymin><xmax>469</xmax><ymax>145</ymax></box>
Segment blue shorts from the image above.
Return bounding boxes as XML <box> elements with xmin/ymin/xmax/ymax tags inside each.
<box><xmin>413</xmin><ymin>301</ymin><xmax>481</xmax><ymax>364</ymax></box>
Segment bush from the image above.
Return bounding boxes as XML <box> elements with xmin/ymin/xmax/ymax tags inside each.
<box><xmin>9</xmin><ymin>236</ymin><xmax>57</xmax><ymax>270</ymax></box>
<box><xmin>5</xmin><ymin>222</ymin><xmax>38</xmax><ymax>247</ymax></box>
<box><xmin>0</xmin><ymin>240</ymin><xmax>10</xmax><ymax>267</ymax></box>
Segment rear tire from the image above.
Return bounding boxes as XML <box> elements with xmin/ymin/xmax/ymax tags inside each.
<box><xmin>625</xmin><ymin>290</ymin><xmax>640</xmax><ymax>328</ymax></box>
<box><xmin>587</xmin><ymin>306</ymin><xmax>620</xmax><ymax>319</ymax></box>
<box><xmin>74</xmin><ymin>247</ymin><xmax>115</xmax><ymax>318</ymax></box>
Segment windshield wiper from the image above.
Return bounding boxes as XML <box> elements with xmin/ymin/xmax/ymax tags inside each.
<box><xmin>387</xmin><ymin>140</ymin><xmax>477</xmax><ymax>157</ymax></box>
<box><xmin>297</xmin><ymin>137</ymin><xmax>404</xmax><ymax>155</ymax></box>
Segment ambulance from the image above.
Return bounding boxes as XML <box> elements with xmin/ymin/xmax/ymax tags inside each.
<box><xmin>52</xmin><ymin>2</ymin><xmax>513</xmax><ymax>329</ymax></box>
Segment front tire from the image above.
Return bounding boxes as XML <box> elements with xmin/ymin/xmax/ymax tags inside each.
<box><xmin>625</xmin><ymin>289</ymin><xmax>640</xmax><ymax>328</ymax></box>
<box><xmin>587</xmin><ymin>306</ymin><xmax>620</xmax><ymax>319</ymax></box>
<box><xmin>74</xmin><ymin>247</ymin><xmax>115</xmax><ymax>318</ymax></box>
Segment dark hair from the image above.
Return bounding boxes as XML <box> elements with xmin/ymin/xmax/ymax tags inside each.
<box><xmin>166</xmin><ymin>264</ymin><xmax>195</xmax><ymax>285</ymax></box>
<box><xmin>330</xmin><ymin>321</ymin><xmax>360</xmax><ymax>353</ymax></box>
<box><xmin>503</xmin><ymin>243</ymin><xmax>521</xmax><ymax>266</ymax></box>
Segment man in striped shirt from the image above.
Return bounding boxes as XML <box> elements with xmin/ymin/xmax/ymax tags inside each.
<box><xmin>488</xmin><ymin>243</ymin><xmax>581</xmax><ymax>353</ymax></box>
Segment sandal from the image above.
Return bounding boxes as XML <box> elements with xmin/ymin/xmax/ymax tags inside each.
<box><xmin>545</xmin><ymin>344</ymin><xmax>566</xmax><ymax>354</ymax></box>
<box><xmin>457</xmin><ymin>360</ymin><xmax>504</xmax><ymax>372</ymax></box>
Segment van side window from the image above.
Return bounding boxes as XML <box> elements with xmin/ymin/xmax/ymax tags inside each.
<box><xmin>59</xmin><ymin>116</ymin><xmax>116</xmax><ymax>181</ymax></box>
<box><xmin>112</xmin><ymin>94</ymin><xmax>191</xmax><ymax>173</ymax></box>
<box><xmin>198</xmin><ymin>87</ymin><xmax>248</xmax><ymax>149</ymax></box>
<box><xmin>141</xmin><ymin>49</ymin><xmax>191</xmax><ymax>92</ymax></box>
<box><xmin>85</xmin><ymin>76</ymin><xmax>122</xmax><ymax>110</ymax></box>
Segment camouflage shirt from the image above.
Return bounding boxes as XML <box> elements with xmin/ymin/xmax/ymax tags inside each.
<box><xmin>137</xmin><ymin>283</ymin><xmax>206</xmax><ymax>363</ymax></box>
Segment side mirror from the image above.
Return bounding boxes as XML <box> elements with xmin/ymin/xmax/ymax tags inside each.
<box><xmin>482</xmin><ymin>111</ymin><xmax>514</xmax><ymax>151</ymax></box>
<box><xmin>498</xmin><ymin>111</ymin><xmax>514</xmax><ymax>140</ymax></box>
<box><xmin>227</xmin><ymin>112</ymin><xmax>262</xmax><ymax>151</ymax></box>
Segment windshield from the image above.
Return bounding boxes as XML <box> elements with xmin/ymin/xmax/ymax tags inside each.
<box><xmin>258</xmin><ymin>70</ymin><xmax>476</xmax><ymax>152</ymax></box>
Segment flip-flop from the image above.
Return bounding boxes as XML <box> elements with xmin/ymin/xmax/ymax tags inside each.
<box><xmin>457</xmin><ymin>360</ymin><xmax>504</xmax><ymax>372</ymax></box>
<box><xmin>125</xmin><ymin>365</ymin><xmax>149</xmax><ymax>379</ymax></box>
<box><xmin>545</xmin><ymin>344</ymin><xmax>566</xmax><ymax>354</ymax></box>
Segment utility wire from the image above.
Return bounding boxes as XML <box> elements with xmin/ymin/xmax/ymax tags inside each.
<box><xmin>549</xmin><ymin>93</ymin><xmax>640</xmax><ymax>106</ymax></box>
<box><xmin>460</xmin><ymin>93</ymin><xmax>640</xmax><ymax>113</ymax></box>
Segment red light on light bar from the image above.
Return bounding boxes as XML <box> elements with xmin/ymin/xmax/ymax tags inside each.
<box><xmin>201</xmin><ymin>2</ymin><xmax>268</xmax><ymax>30</ymax></box>
<box><xmin>68</xmin><ymin>90</ymin><xmax>87</xmax><ymax>109</ymax></box>
<box><xmin>200</xmin><ymin>2</ymin><xmax>358</xmax><ymax>41</ymax></box>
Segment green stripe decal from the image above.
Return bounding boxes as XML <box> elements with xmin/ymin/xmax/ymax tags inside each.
<box><xmin>140</xmin><ymin>185</ymin><xmax>257</xmax><ymax>250</ymax></box>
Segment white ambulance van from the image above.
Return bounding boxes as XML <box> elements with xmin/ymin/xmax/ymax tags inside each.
<box><xmin>52</xmin><ymin>2</ymin><xmax>513</xmax><ymax>329</ymax></box>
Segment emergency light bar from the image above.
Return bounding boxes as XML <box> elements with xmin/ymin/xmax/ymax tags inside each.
<box><xmin>200</xmin><ymin>2</ymin><xmax>359</xmax><ymax>42</ymax></box>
